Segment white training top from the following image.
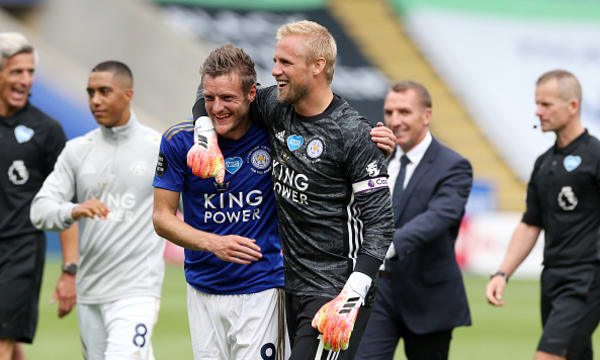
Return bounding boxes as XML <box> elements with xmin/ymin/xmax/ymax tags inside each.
<box><xmin>30</xmin><ymin>113</ymin><xmax>165</xmax><ymax>304</ymax></box>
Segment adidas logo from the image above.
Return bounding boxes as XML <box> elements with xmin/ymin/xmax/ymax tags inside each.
<box><xmin>276</xmin><ymin>130</ymin><xmax>285</xmax><ymax>142</ymax></box>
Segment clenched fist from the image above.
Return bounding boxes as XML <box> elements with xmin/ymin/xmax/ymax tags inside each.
<box><xmin>187</xmin><ymin>116</ymin><xmax>225</xmax><ymax>183</ymax></box>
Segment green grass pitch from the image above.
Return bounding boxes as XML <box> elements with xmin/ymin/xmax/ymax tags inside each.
<box><xmin>24</xmin><ymin>260</ymin><xmax>599</xmax><ymax>359</ymax></box>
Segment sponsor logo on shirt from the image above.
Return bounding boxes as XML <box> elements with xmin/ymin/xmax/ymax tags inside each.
<box><xmin>306</xmin><ymin>138</ymin><xmax>324</xmax><ymax>160</ymax></box>
<box><xmin>8</xmin><ymin>160</ymin><xmax>29</xmax><ymax>185</ymax></box>
<box><xmin>213</xmin><ymin>181</ymin><xmax>230</xmax><ymax>192</ymax></box>
<box><xmin>100</xmin><ymin>192</ymin><xmax>137</xmax><ymax>222</ymax></box>
<box><xmin>225</xmin><ymin>157</ymin><xmax>243</xmax><ymax>174</ymax></box>
<box><xmin>272</xmin><ymin>160</ymin><xmax>309</xmax><ymax>206</ymax></box>
<box><xmin>14</xmin><ymin>125</ymin><xmax>34</xmax><ymax>144</ymax></box>
<box><xmin>202</xmin><ymin>190</ymin><xmax>264</xmax><ymax>224</ymax></box>
<box><xmin>563</xmin><ymin>155</ymin><xmax>581</xmax><ymax>172</ymax></box>
<box><xmin>558</xmin><ymin>186</ymin><xmax>578</xmax><ymax>211</ymax></box>
<box><xmin>280</xmin><ymin>151</ymin><xmax>291</xmax><ymax>163</ymax></box>
<box><xmin>352</xmin><ymin>177</ymin><xmax>389</xmax><ymax>194</ymax></box>
<box><xmin>248</xmin><ymin>145</ymin><xmax>271</xmax><ymax>174</ymax></box>
<box><xmin>287</xmin><ymin>135</ymin><xmax>303</xmax><ymax>151</ymax></box>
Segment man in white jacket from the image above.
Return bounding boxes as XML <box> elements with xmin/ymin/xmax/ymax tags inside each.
<box><xmin>30</xmin><ymin>61</ymin><xmax>165</xmax><ymax>360</ymax></box>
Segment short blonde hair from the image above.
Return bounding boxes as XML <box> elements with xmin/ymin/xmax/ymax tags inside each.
<box><xmin>0</xmin><ymin>32</ymin><xmax>35</xmax><ymax>70</ymax></box>
<box><xmin>537</xmin><ymin>69</ymin><xmax>582</xmax><ymax>105</ymax></box>
<box><xmin>276</xmin><ymin>20</ymin><xmax>336</xmax><ymax>83</ymax></box>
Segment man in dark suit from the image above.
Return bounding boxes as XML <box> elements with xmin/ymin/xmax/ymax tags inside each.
<box><xmin>356</xmin><ymin>81</ymin><xmax>472</xmax><ymax>360</ymax></box>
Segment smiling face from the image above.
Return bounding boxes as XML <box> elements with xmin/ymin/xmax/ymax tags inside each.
<box><xmin>0</xmin><ymin>52</ymin><xmax>35</xmax><ymax>117</ymax></box>
<box><xmin>271</xmin><ymin>34</ymin><xmax>313</xmax><ymax>105</ymax></box>
<box><xmin>86</xmin><ymin>71</ymin><xmax>133</xmax><ymax>128</ymax></box>
<box><xmin>202</xmin><ymin>71</ymin><xmax>255</xmax><ymax>140</ymax></box>
<box><xmin>383</xmin><ymin>88</ymin><xmax>431</xmax><ymax>153</ymax></box>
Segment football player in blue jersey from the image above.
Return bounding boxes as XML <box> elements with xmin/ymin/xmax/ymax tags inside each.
<box><xmin>152</xmin><ymin>45</ymin><xmax>287</xmax><ymax>360</ymax></box>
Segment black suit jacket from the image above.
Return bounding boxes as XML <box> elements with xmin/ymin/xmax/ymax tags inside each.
<box><xmin>387</xmin><ymin>137</ymin><xmax>472</xmax><ymax>334</ymax></box>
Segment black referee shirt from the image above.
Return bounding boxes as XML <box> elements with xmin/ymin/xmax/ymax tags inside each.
<box><xmin>0</xmin><ymin>103</ymin><xmax>66</xmax><ymax>239</ymax></box>
<box><xmin>522</xmin><ymin>130</ymin><xmax>600</xmax><ymax>266</ymax></box>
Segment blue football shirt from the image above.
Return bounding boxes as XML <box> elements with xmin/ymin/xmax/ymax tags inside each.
<box><xmin>153</xmin><ymin>120</ymin><xmax>283</xmax><ymax>294</ymax></box>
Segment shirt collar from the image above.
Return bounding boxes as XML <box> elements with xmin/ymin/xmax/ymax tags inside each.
<box><xmin>99</xmin><ymin>111</ymin><xmax>137</xmax><ymax>141</ymax></box>
<box><xmin>0</xmin><ymin>102</ymin><xmax>30</xmax><ymax>128</ymax></box>
<box><xmin>394</xmin><ymin>131</ymin><xmax>432</xmax><ymax>167</ymax></box>
<box><xmin>553</xmin><ymin>129</ymin><xmax>588</xmax><ymax>155</ymax></box>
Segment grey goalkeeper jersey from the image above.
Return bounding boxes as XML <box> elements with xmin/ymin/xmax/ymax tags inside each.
<box><xmin>30</xmin><ymin>114</ymin><xmax>165</xmax><ymax>304</ymax></box>
<box><xmin>252</xmin><ymin>86</ymin><xmax>395</xmax><ymax>298</ymax></box>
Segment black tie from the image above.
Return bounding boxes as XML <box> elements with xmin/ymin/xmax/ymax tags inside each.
<box><xmin>393</xmin><ymin>155</ymin><xmax>410</xmax><ymax>216</ymax></box>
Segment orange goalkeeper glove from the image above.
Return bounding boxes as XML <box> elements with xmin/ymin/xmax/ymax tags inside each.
<box><xmin>187</xmin><ymin>116</ymin><xmax>225</xmax><ymax>184</ymax></box>
<box><xmin>311</xmin><ymin>272</ymin><xmax>372</xmax><ymax>352</ymax></box>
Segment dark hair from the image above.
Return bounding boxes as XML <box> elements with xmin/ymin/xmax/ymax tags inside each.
<box><xmin>390</xmin><ymin>80</ymin><xmax>432</xmax><ymax>109</ymax></box>
<box><xmin>201</xmin><ymin>44</ymin><xmax>256</xmax><ymax>93</ymax></box>
<box><xmin>91</xmin><ymin>60</ymin><xmax>133</xmax><ymax>86</ymax></box>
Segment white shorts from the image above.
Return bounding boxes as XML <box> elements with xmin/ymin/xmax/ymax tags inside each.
<box><xmin>187</xmin><ymin>284</ymin><xmax>289</xmax><ymax>360</ymax></box>
<box><xmin>77</xmin><ymin>296</ymin><xmax>160</xmax><ymax>360</ymax></box>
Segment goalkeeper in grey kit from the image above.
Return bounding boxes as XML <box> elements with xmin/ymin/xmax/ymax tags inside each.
<box><xmin>256</xmin><ymin>20</ymin><xmax>394</xmax><ymax>359</ymax></box>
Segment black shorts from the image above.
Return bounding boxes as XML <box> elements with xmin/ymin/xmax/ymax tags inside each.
<box><xmin>285</xmin><ymin>292</ymin><xmax>373</xmax><ymax>360</ymax></box>
<box><xmin>0</xmin><ymin>232</ymin><xmax>46</xmax><ymax>343</ymax></box>
<box><xmin>538</xmin><ymin>263</ymin><xmax>600</xmax><ymax>359</ymax></box>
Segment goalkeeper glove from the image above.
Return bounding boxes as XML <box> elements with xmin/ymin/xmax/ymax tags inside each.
<box><xmin>311</xmin><ymin>272</ymin><xmax>372</xmax><ymax>352</ymax></box>
<box><xmin>187</xmin><ymin>116</ymin><xmax>225</xmax><ymax>184</ymax></box>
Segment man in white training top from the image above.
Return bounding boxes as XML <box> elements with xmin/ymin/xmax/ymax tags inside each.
<box><xmin>30</xmin><ymin>60</ymin><xmax>164</xmax><ymax>360</ymax></box>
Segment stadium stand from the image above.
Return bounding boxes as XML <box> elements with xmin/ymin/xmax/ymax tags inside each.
<box><xmin>328</xmin><ymin>0</ymin><xmax>526</xmax><ymax>212</ymax></box>
<box><xmin>2</xmin><ymin>0</ymin><xmax>213</xmax><ymax>132</ymax></box>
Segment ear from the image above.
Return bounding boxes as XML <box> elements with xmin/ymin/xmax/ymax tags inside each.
<box><xmin>247</xmin><ymin>83</ymin><xmax>257</xmax><ymax>103</ymax></box>
<box><xmin>312</xmin><ymin>57</ymin><xmax>326</xmax><ymax>77</ymax></box>
<box><xmin>423</xmin><ymin>107</ymin><xmax>432</xmax><ymax>126</ymax></box>
<box><xmin>124</xmin><ymin>88</ymin><xmax>134</xmax><ymax>102</ymax></box>
<box><xmin>569</xmin><ymin>98</ymin><xmax>579</xmax><ymax>115</ymax></box>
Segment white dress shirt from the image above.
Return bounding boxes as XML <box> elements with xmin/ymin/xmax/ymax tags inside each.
<box><xmin>382</xmin><ymin>131</ymin><xmax>432</xmax><ymax>268</ymax></box>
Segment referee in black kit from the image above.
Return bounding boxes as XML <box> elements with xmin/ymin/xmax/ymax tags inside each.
<box><xmin>0</xmin><ymin>32</ymin><xmax>69</xmax><ymax>359</ymax></box>
<box><xmin>486</xmin><ymin>70</ymin><xmax>600</xmax><ymax>360</ymax></box>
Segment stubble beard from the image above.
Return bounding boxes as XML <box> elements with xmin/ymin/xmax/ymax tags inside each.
<box><xmin>277</xmin><ymin>82</ymin><xmax>308</xmax><ymax>105</ymax></box>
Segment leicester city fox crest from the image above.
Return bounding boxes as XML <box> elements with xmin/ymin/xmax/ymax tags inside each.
<box><xmin>248</xmin><ymin>145</ymin><xmax>271</xmax><ymax>174</ymax></box>
<box><xmin>306</xmin><ymin>138</ymin><xmax>325</xmax><ymax>160</ymax></box>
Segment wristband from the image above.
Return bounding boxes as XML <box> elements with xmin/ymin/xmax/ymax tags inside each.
<box><xmin>490</xmin><ymin>270</ymin><xmax>509</xmax><ymax>283</ymax></box>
